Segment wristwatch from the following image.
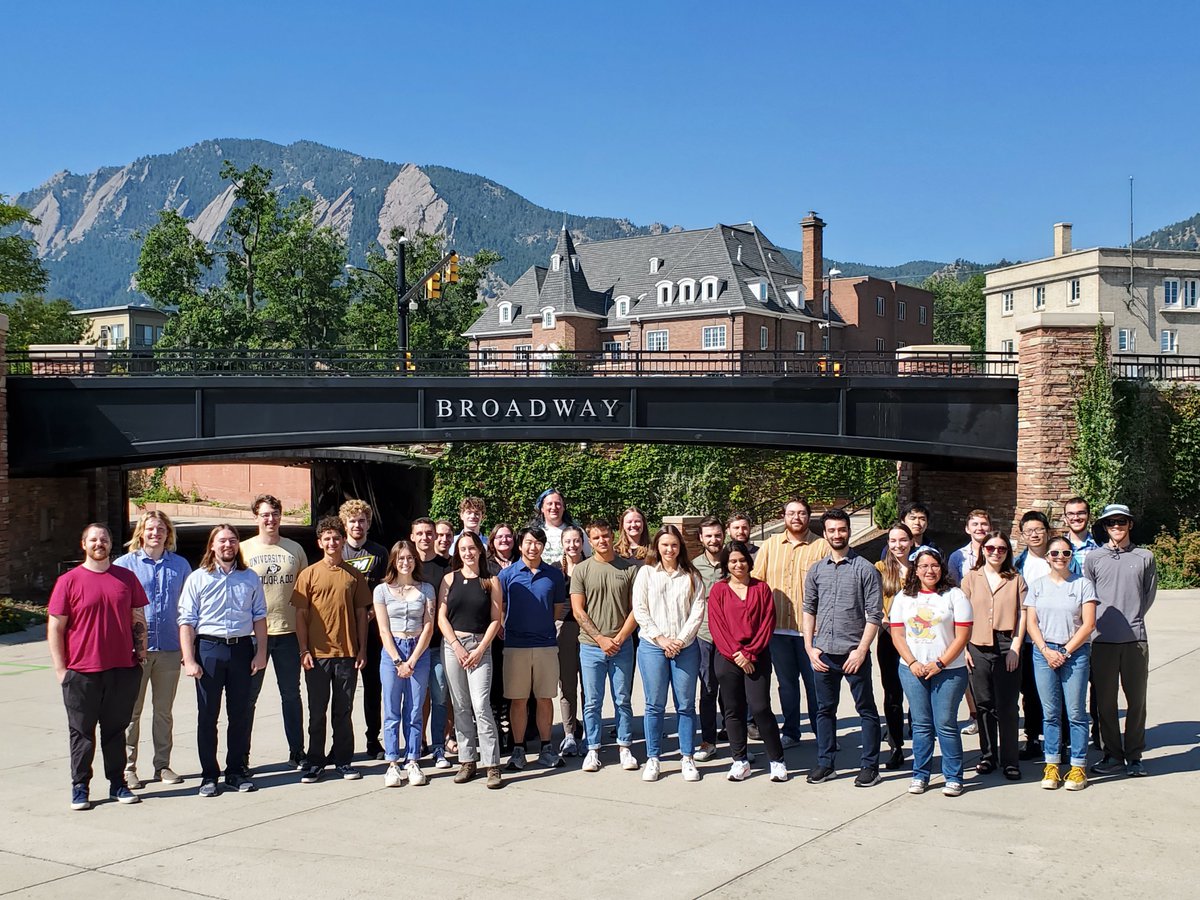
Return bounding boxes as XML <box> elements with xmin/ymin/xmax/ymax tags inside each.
<box><xmin>935</xmin><ymin>659</ymin><xmax>946</xmax><ymax>670</ymax></box>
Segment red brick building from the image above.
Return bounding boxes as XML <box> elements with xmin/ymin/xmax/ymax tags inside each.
<box><xmin>829</xmin><ymin>277</ymin><xmax>935</xmax><ymax>351</ymax></box>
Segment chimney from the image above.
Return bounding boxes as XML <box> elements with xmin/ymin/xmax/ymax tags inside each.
<box><xmin>1053</xmin><ymin>222</ymin><xmax>1072</xmax><ymax>256</ymax></box>
<box><xmin>801</xmin><ymin>211</ymin><xmax>825</xmax><ymax>299</ymax></box>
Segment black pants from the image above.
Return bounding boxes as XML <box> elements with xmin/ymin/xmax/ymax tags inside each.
<box><xmin>1020</xmin><ymin>641</ymin><xmax>1043</xmax><ymax>742</ymax></box>
<box><xmin>195</xmin><ymin>637</ymin><xmax>254</xmax><ymax>781</ymax></box>
<box><xmin>876</xmin><ymin>630</ymin><xmax>905</xmax><ymax>752</ymax></box>
<box><xmin>61</xmin><ymin>666</ymin><xmax>142</xmax><ymax>787</ymax></box>
<box><xmin>361</xmin><ymin>624</ymin><xmax>383</xmax><ymax>748</ymax></box>
<box><xmin>968</xmin><ymin>634</ymin><xmax>1022</xmax><ymax>768</ymax></box>
<box><xmin>306</xmin><ymin>657</ymin><xmax>357</xmax><ymax>767</ymax></box>
<box><xmin>714</xmin><ymin>649</ymin><xmax>783</xmax><ymax>763</ymax></box>
<box><xmin>697</xmin><ymin>638</ymin><xmax>726</xmax><ymax>744</ymax></box>
<box><xmin>813</xmin><ymin>651</ymin><xmax>881</xmax><ymax>770</ymax></box>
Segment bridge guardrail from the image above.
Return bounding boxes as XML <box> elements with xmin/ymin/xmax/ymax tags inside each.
<box><xmin>7</xmin><ymin>348</ymin><xmax>1021</xmax><ymax>378</ymax></box>
<box><xmin>1111</xmin><ymin>354</ymin><xmax>1200</xmax><ymax>381</ymax></box>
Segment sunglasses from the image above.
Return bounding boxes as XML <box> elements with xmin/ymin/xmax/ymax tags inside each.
<box><xmin>1047</xmin><ymin>550</ymin><xmax>1072</xmax><ymax>559</ymax></box>
<box><xmin>1106</xmin><ymin>518</ymin><xmax>1131</xmax><ymax>527</ymax></box>
<box><xmin>982</xmin><ymin>545</ymin><xmax>1007</xmax><ymax>555</ymax></box>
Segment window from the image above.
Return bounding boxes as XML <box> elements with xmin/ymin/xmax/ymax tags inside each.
<box><xmin>1002</xmin><ymin>292</ymin><xmax>1014</xmax><ymax>315</ymax></box>
<box><xmin>701</xmin><ymin>277</ymin><xmax>719</xmax><ymax>301</ymax></box>
<box><xmin>897</xmin><ymin>300</ymin><xmax>907</xmax><ymax>321</ymax></box>
<box><xmin>821</xmin><ymin>330</ymin><xmax>830</xmax><ymax>351</ymax></box>
<box><xmin>498</xmin><ymin>301</ymin><xmax>513</xmax><ymax>324</ymax></box>
<box><xmin>134</xmin><ymin>324</ymin><xmax>156</xmax><ymax>346</ymax></box>
<box><xmin>154</xmin><ymin>326</ymin><xmax>164</xmax><ymax>343</ymax></box>
<box><xmin>1185</xmin><ymin>279</ymin><xmax>1199</xmax><ymax>308</ymax></box>
<box><xmin>875</xmin><ymin>296</ymin><xmax>885</xmax><ymax>317</ymax></box>
<box><xmin>918</xmin><ymin>305</ymin><xmax>928</xmax><ymax>325</ymax></box>
<box><xmin>1163</xmin><ymin>278</ymin><xmax>1180</xmax><ymax>306</ymax></box>
<box><xmin>656</xmin><ymin>281</ymin><xmax>673</xmax><ymax>305</ymax></box>
<box><xmin>646</xmin><ymin>330</ymin><xmax>669</xmax><ymax>351</ymax></box>
<box><xmin>514</xmin><ymin>344</ymin><xmax>532</xmax><ymax>362</ymax></box>
<box><xmin>760</xmin><ymin>325</ymin><xmax>769</xmax><ymax>350</ymax></box>
<box><xmin>649</xmin><ymin>257</ymin><xmax>661</xmax><ymax>274</ymax></box>
<box><xmin>1000</xmin><ymin>339</ymin><xmax>1015</xmax><ymax>354</ymax></box>
<box><xmin>1034</xmin><ymin>285</ymin><xmax>1046</xmax><ymax>310</ymax></box>
<box><xmin>614</xmin><ymin>296</ymin><xmax>630</xmax><ymax>318</ymax></box>
<box><xmin>1068</xmin><ymin>278</ymin><xmax>1081</xmax><ymax>305</ymax></box>
<box><xmin>896</xmin><ymin>340</ymin><xmax>905</xmax><ymax>349</ymax></box>
<box><xmin>551</xmin><ymin>254</ymin><xmax>561</xmax><ymax>272</ymax></box>
<box><xmin>876</xmin><ymin>337</ymin><xmax>886</xmax><ymax>351</ymax></box>
<box><xmin>541</xmin><ymin>307</ymin><xmax>555</xmax><ymax>329</ymax></box>
<box><xmin>110</xmin><ymin>323</ymin><xmax>126</xmax><ymax>345</ymax></box>
<box><xmin>601</xmin><ymin>340</ymin><xmax>625</xmax><ymax>361</ymax></box>
<box><xmin>679</xmin><ymin>279</ymin><xmax>696</xmax><ymax>303</ymax></box>
<box><xmin>702</xmin><ymin>325</ymin><xmax>727</xmax><ymax>350</ymax></box>
<box><xmin>479</xmin><ymin>348</ymin><xmax>497</xmax><ymax>367</ymax></box>
<box><xmin>796</xmin><ymin>331</ymin><xmax>806</xmax><ymax>351</ymax></box>
<box><xmin>748</xmin><ymin>280</ymin><xmax>768</xmax><ymax>302</ymax></box>
<box><xmin>1117</xmin><ymin>328</ymin><xmax>1135</xmax><ymax>352</ymax></box>
<box><xmin>1161</xmin><ymin>329</ymin><xmax>1179</xmax><ymax>354</ymax></box>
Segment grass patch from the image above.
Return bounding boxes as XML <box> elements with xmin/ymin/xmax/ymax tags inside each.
<box><xmin>0</xmin><ymin>599</ymin><xmax>48</xmax><ymax>635</ymax></box>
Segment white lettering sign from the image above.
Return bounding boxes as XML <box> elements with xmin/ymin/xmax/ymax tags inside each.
<box><xmin>431</xmin><ymin>396</ymin><xmax>624</xmax><ymax>424</ymax></box>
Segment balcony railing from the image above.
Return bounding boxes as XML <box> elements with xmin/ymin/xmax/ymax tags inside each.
<box><xmin>6</xmin><ymin>347</ymin><xmax>1020</xmax><ymax>379</ymax></box>
<box><xmin>1111</xmin><ymin>354</ymin><xmax>1200</xmax><ymax>381</ymax></box>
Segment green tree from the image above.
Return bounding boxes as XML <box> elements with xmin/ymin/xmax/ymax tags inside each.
<box><xmin>4</xmin><ymin>294</ymin><xmax>89</xmax><ymax>351</ymax></box>
<box><xmin>924</xmin><ymin>272</ymin><xmax>985</xmax><ymax>349</ymax></box>
<box><xmin>158</xmin><ymin>285</ymin><xmax>259</xmax><ymax>349</ymax></box>
<box><xmin>1</xmin><ymin>196</ymin><xmax>49</xmax><ymax>295</ymax></box>
<box><xmin>134</xmin><ymin>209</ymin><xmax>213</xmax><ymax>308</ymax></box>
<box><xmin>219</xmin><ymin>162</ymin><xmax>279</xmax><ymax>314</ymax></box>
<box><xmin>1070</xmin><ymin>323</ymin><xmax>1123</xmax><ymax>511</ymax></box>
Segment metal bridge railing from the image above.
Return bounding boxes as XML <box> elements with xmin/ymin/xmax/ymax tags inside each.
<box><xmin>1111</xmin><ymin>354</ymin><xmax>1200</xmax><ymax>381</ymax></box>
<box><xmin>6</xmin><ymin>347</ymin><xmax>1021</xmax><ymax>379</ymax></box>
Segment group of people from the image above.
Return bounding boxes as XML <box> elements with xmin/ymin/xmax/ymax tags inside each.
<box><xmin>47</xmin><ymin>486</ymin><xmax>1156</xmax><ymax>810</ymax></box>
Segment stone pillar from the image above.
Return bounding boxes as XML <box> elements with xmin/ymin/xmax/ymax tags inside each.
<box><xmin>1015</xmin><ymin>312</ymin><xmax>1113</xmax><ymax>524</ymax></box>
<box><xmin>0</xmin><ymin>313</ymin><xmax>9</xmax><ymax>595</ymax></box>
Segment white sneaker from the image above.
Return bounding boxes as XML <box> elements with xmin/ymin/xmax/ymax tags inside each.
<box><xmin>559</xmin><ymin>735</ymin><xmax>579</xmax><ymax>758</ymax></box>
<box><xmin>619</xmin><ymin>747</ymin><xmax>640</xmax><ymax>771</ymax></box>
<box><xmin>642</xmin><ymin>757</ymin><xmax>661</xmax><ymax>782</ymax></box>
<box><xmin>406</xmin><ymin>761</ymin><xmax>427</xmax><ymax>786</ymax></box>
<box><xmin>384</xmin><ymin>763</ymin><xmax>404</xmax><ymax>788</ymax></box>
<box><xmin>942</xmin><ymin>781</ymin><xmax>964</xmax><ymax>797</ymax></box>
<box><xmin>681</xmin><ymin>756</ymin><xmax>700</xmax><ymax>782</ymax></box>
<box><xmin>908</xmin><ymin>778</ymin><xmax>928</xmax><ymax>794</ymax></box>
<box><xmin>769</xmin><ymin>761</ymin><xmax>790</xmax><ymax>782</ymax></box>
<box><xmin>582</xmin><ymin>750</ymin><xmax>602</xmax><ymax>772</ymax></box>
<box><xmin>728</xmin><ymin>759</ymin><xmax>752</xmax><ymax>781</ymax></box>
<box><xmin>432</xmin><ymin>748</ymin><xmax>452</xmax><ymax>770</ymax></box>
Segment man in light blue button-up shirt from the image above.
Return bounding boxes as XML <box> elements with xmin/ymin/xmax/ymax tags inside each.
<box><xmin>178</xmin><ymin>525</ymin><xmax>267</xmax><ymax>796</ymax></box>
<box><xmin>114</xmin><ymin>511</ymin><xmax>192</xmax><ymax>789</ymax></box>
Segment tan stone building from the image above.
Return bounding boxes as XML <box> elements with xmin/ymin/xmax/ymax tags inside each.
<box><xmin>986</xmin><ymin>223</ymin><xmax>1200</xmax><ymax>356</ymax></box>
<box><xmin>70</xmin><ymin>304</ymin><xmax>169</xmax><ymax>349</ymax></box>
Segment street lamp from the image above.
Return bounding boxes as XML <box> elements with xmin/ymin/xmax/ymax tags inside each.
<box><xmin>823</xmin><ymin>267</ymin><xmax>841</xmax><ymax>351</ymax></box>
<box><xmin>345</xmin><ymin>235</ymin><xmax>408</xmax><ymax>362</ymax></box>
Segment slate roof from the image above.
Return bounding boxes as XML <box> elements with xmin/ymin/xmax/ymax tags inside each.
<box><xmin>465</xmin><ymin>223</ymin><xmax>843</xmax><ymax>338</ymax></box>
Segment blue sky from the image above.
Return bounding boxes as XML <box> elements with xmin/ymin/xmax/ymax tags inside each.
<box><xmin>5</xmin><ymin>0</ymin><xmax>1199</xmax><ymax>265</ymax></box>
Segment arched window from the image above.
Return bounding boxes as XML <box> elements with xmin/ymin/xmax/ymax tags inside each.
<box><xmin>551</xmin><ymin>254</ymin><xmax>562</xmax><ymax>272</ymax></box>
<box><xmin>498</xmin><ymin>301</ymin><xmax>513</xmax><ymax>324</ymax></box>
<box><xmin>656</xmin><ymin>280</ymin><xmax>673</xmax><ymax>306</ymax></box>
<box><xmin>678</xmin><ymin>278</ymin><xmax>696</xmax><ymax>304</ymax></box>
<box><xmin>614</xmin><ymin>296</ymin><xmax>630</xmax><ymax>318</ymax></box>
<box><xmin>649</xmin><ymin>257</ymin><xmax>663</xmax><ymax>274</ymax></box>
<box><xmin>541</xmin><ymin>307</ymin><xmax>556</xmax><ymax>329</ymax></box>
<box><xmin>700</xmin><ymin>276</ymin><xmax>720</xmax><ymax>301</ymax></box>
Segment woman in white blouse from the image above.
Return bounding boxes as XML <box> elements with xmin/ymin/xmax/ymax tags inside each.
<box><xmin>374</xmin><ymin>540</ymin><xmax>436</xmax><ymax>788</ymax></box>
<box><xmin>632</xmin><ymin>524</ymin><xmax>706</xmax><ymax>783</ymax></box>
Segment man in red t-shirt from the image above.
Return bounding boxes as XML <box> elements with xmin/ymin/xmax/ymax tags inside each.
<box><xmin>48</xmin><ymin>523</ymin><xmax>150</xmax><ymax>811</ymax></box>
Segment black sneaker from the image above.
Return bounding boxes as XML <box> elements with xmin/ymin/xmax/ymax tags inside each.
<box><xmin>288</xmin><ymin>751</ymin><xmax>307</xmax><ymax>771</ymax></box>
<box><xmin>336</xmin><ymin>764</ymin><xmax>362</xmax><ymax>780</ymax></box>
<box><xmin>226</xmin><ymin>773</ymin><xmax>256</xmax><ymax>793</ymax></box>
<box><xmin>747</xmin><ymin>723</ymin><xmax>761</xmax><ymax>741</ymax></box>
<box><xmin>108</xmin><ymin>783</ymin><xmax>140</xmax><ymax>804</ymax></box>
<box><xmin>198</xmin><ymin>780</ymin><xmax>219</xmax><ymax>798</ymax></box>
<box><xmin>885</xmin><ymin>748</ymin><xmax>905</xmax><ymax>770</ymax></box>
<box><xmin>365</xmin><ymin>741</ymin><xmax>386</xmax><ymax>762</ymax></box>
<box><xmin>854</xmin><ymin>767</ymin><xmax>881</xmax><ymax>787</ymax></box>
<box><xmin>1019</xmin><ymin>739</ymin><xmax>1042</xmax><ymax>761</ymax></box>
<box><xmin>300</xmin><ymin>765</ymin><xmax>324</xmax><ymax>784</ymax></box>
<box><xmin>806</xmin><ymin>765</ymin><xmax>837</xmax><ymax>784</ymax></box>
<box><xmin>1090</xmin><ymin>756</ymin><xmax>1124</xmax><ymax>775</ymax></box>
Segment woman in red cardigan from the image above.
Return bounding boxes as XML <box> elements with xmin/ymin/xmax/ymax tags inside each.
<box><xmin>707</xmin><ymin>541</ymin><xmax>787</xmax><ymax>782</ymax></box>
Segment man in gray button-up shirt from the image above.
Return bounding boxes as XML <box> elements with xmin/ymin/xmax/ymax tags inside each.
<box><xmin>802</xmin><ymin>508</ymin><xmax>883</xmax><ymax>786</ymax></box>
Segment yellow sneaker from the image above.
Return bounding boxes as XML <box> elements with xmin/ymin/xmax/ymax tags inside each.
<box><xmin>1064</xmin><ymin>766</ymin><xmax>1088</xmax><ymax>791</ymax></box>
<box><xmin>1040</xmin><ymin>763</ymin><xmax>1062</xmax><ymax>789</ymax></box>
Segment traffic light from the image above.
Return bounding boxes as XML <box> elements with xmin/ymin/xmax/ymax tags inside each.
<box><xmin>405</xmin><ymin>351</ymin><xmax>415</xmax><ymax>372</ymax></box>
<box><xmin>426</xmin><ymin>272</ymin><xmax>441</xmax><ymax>299</ymax></box>
<box><xmin>446</xmin><ymin>253</ymin><xmax>460</xmax><ymax>284</ymax></box>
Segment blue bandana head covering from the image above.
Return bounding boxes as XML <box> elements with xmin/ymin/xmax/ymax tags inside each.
<box><xmin>908</xmin><ymin>544</ymin><xmax>943</xmax><ymax>564</ymax></box>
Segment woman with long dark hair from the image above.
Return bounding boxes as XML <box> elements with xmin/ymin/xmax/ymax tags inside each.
<box><xmin>874</xmin><ymin>522</ymin><xmax>913</xmax><ymax>771</ymax></box>
<box><xmin>556</xmin><ymin>525</ymin><xmax>588</xmax><ymax>756</ymax></box>
<box><xmin>890</xmin><ymin>547</ymin><xmax>973</xmax><ymax>797</ymax></box>
<box><xmin>961</xmin><ymin>530</ymin><xmax>1027</xmax><ymax>780</ymax></box>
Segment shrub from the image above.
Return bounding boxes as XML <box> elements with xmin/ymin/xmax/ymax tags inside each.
<box><xmin>873</xmin><ymin>490</ymin><xmax>898</xmax><ymax>532</ymax></box>
<box><xmin>1147</xmin><ymin>521</ymin><xmax>1200</xmax><ymax>589</ymax></box>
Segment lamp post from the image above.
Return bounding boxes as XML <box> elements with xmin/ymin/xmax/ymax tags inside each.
<box><xmin>824</xmin><ymin>267</ymin><xmax>841</xmax><ymax>351</ymax></box>
<box><xmin>346</xmin><ymin>234</ymin><xmax>408</xmax><ymax>368</ymax></box>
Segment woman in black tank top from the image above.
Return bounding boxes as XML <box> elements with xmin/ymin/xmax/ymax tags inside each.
<box><xmin>438</xmin><ymin>531</ymin><xmax>503</xmax><ymax>787</ymax></box>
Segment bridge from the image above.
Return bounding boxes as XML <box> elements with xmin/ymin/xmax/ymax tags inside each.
<box><xmin>6</xmin><ymin>348</ymin><xmax>1019</xmax><ymax>475</ymax></box>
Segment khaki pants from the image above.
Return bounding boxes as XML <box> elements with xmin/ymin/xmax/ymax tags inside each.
<box><xmin>125</xmin><ymin>649</ymin><xmax>182</xmax><ymax>774</ymax></box>
<box><xmin>1091</xmin><ymin>641</ymin><xmax>1149</xmax><ymax>764</ymax></box>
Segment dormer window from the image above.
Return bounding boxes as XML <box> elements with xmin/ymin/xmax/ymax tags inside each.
<box><xmin>614</xmin><ymin>296</ymin><xmax>630</xmax><ymax>318</ymax></box>
<box><xmin>649</xmin><ymin>257</ymin><xmax>663</xmax><ymax>274</ymax></box>
<box><xmin>498</xmin><ymin>301</ymin><xmax>513</xmax><ymax>324</ymax></box>
<box><xmin>700</xmin><ymin>276</ymin><xmax>720</xmax><ymax>301</ymax></box>
<box><xmin>571</xmin><ymin>255</ymin><xmax>579</xmax><ymax>272</ymax></box>
<box><xmin>541</xmin><ymin>307</ymin><xmax>555</xmax><ymax>329</ymax></box>
<box><xmin>656</xmin><ymin>280</ymin><xmax>673</xmax><ymax>306</ymax></box>
<box><xmin>551</xmin><ymin>254</ymin><xmax>562</xmax><ymax>272</ymax></box>
<box><xmin>678</xmin><ymin>279</ymin><xmax>696</xmax><ymax>304</ymax></box>
<box><xmin>784</xmin><ymin>286</ymin><xmax>805</xmax><ymax>309</ymax></box>
<box><xmin>746</xmin><ymin>279</ymin><xmax>768</xmax><ymax>302</ymax></box>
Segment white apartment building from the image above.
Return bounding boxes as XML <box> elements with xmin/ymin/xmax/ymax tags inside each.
<box><xmin>986</xmin><ymin>223</ymin><xmax>1200</xmax><ymax>356</ymax></box>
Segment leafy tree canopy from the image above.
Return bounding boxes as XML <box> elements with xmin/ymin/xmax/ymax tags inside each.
<box><xmin>4</xmin><ymin>294</ymin><xmax>89</xmax><ymax>351</ymax></box>
<box><xmin>1</xmin><ymin>196</ymin><xmax>49</xmax><ymax>296</ymax></box>
<box><xmin>923</xmin><ymin>272</ymin><xmax>985</xmax><ymax>350</ymax></box>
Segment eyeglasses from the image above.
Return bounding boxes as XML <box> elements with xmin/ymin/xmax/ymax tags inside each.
<box><xmin>1106</xmin><ymin>518</ymin><xmax>1131</xmax><ymax>527</ymax></box>
<box><xmin>1022</xmin><ymin>528</ymin><xmax>1047</xmax><ymax>537</ymax></box>
<box><xmin>915</xmin><ymin>564</ymin><xmax>941</xmax><ymax>572</ymax></box>
<box><xmin>1047</xmin><ymin>550</ymin><xmax>1072</xmax><ymax>559</ymax></box>
<box><xmin>983</xmin><ymin>545</ymin><xmax>1007</xmax><ymax>555</ymax></box>
<box><xmin>258</xmin><ymin>512</ymin><xmax>280</xmax><ymax>520</ymax></box>
<box><xmin>1064</xmin><ymin>512</ymin><xmax>1088</xmax><ymax>519</ymax></box>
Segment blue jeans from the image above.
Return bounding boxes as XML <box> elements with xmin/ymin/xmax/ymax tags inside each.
<box><xmin>1032</xmin><ymin>643</ymin><xmax>1091</xmax><ymax>767</ymax></box>
<box><xmin>248</xmin><ymin>632</ymin><xmax>304</xmax><ymax>757</ymax></box>
<box><xmin>637</xmin><ymin>639</ymin><xmax>700</xmax><ymax>759</ymax></box>
<box><xmin>427</xmin><ymin>649</ymin><xmax>448</xmax><ymax>753</ymax></box>
<box><xmin>813</xmin><ymin>651</ymin><xmax>881</xmax><ymax>769</ymax></box>
<box><xmin>770</xmin><ymin>633</ymin><xmax>818</xmax><ymax>740</ymax></box>
<box><xmin>379</xmin><ymin>638</ymin><xmax>431</xmax><ymax>763</ymax></box>
<box><xmin>579</xmin><ymin>640</ymin><xmax>635</xmax><ymax>750</ymax></box>
<box><xmin>899</xmin><ymin>665</ymin><xmax>968</xmax><ymax>784</ymax></box>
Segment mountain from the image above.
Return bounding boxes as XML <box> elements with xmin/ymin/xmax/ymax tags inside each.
<box><xmin>1135</xmin><ymin>212</ymin><xmax>1200</xmax><ymax>251</ymax></box>
<box><xmin>12</xmin><ymin>139</ymin><xmax>677</xmax><ymax>308</ymax></box>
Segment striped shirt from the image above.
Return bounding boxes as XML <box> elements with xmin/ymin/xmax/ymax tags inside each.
<box><xmin>751</xmin><ymin>530</ymin><xmax>830</xmax><ymax>633</ymax></box>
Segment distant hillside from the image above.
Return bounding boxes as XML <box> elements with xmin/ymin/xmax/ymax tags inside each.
<box><xmin>1135</xmin><ymin>212</ymin><xmax>1200</xmax><ymax>251</ymax></box>
<box><xmin>11</xmin><ymin>139</ymin><xmax>674</xmax><ymax>308</ymax></box>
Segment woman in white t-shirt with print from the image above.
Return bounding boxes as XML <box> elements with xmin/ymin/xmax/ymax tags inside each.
<box><xmin>890</xmin><ymin>547</ymin><xmax>973</xmax><ymax>797</ymax></box>
<box><xmin>1025</xmin><ymin>535</ymin><xmax>1097</xmax><ymax>792</ymax></box>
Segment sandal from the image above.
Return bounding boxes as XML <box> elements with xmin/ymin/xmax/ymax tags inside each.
<box><xmin>1003</xmin><ymin>765</ymin><xmax>1022</xmax><ymax>781</ymax></box>
<box><xmin>975</xmin><ymin>760</ymin><xmax>996</xmax><ymax>775</ymax></box>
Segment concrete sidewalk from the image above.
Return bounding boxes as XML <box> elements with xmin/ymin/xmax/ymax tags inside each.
<box><xmin>1</xmin><ymin>593</ymin><xmax>1196</xmax><ymax>899</ymax></box>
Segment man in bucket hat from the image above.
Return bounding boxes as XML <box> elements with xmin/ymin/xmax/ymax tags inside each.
<box><xmin>1083</xmin><ymin>504</ymin><xmax>1157</xmax><ymax>777</ymax></box>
